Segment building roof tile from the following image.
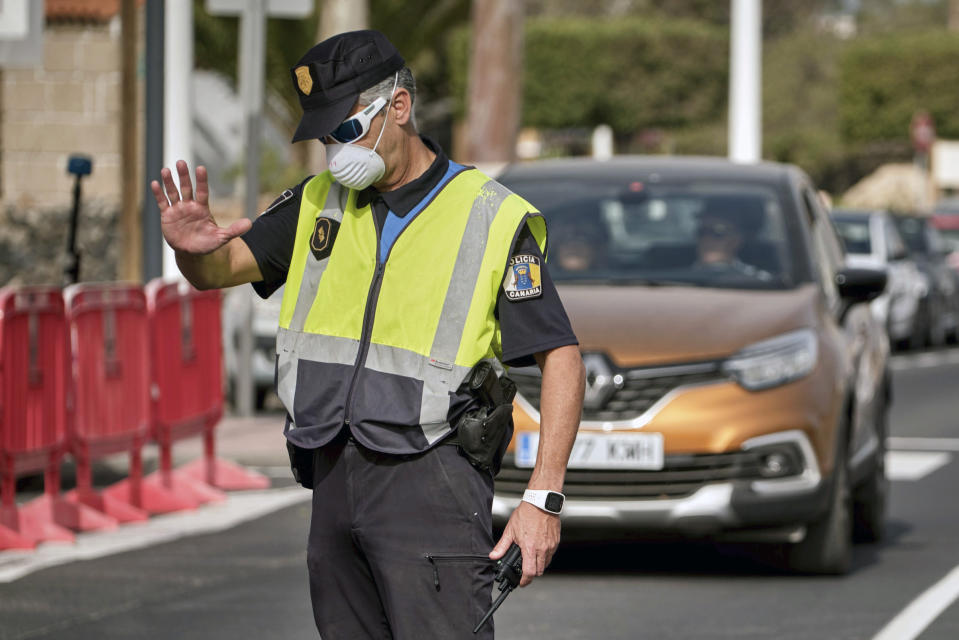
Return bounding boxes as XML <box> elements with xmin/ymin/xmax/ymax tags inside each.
<box><xmin>46</xmin><ymin>0</ymin><xmax>140</xmax><ymax>23</ymax></box>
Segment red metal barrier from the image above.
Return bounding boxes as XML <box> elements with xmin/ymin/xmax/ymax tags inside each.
<box><xmin>146</xmin><ymin>280</ymin><xmax>268</xmax><ymax>492</ymax></box>
<box><xmin>65</xmin><ymin>283</ymin><xmax>194</xmax><ymax>515</ymax></box>
<box><xmin>0</xmin><ymin>287</ymin><xmax>111</xmax><ymax>550</ymax></box>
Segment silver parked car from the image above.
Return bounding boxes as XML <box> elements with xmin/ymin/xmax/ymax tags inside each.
<box><xmin>891</xmin><ymin>213</ymin><xmax>959</xmax><ymax>346</ymax></box>
<box><xmin>222</xmin><ymin>286</ymin><xmax>283</xmax><ymax>409</ymax></box>
<box><xmin>832</xmin><ymin>209</ymin><xmax>929</xmax><ymax>349</ymax></box>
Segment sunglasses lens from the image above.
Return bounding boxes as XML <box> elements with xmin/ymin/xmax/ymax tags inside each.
<box><xmin>699</xmin><ymin>222</ymin><xmax>735</xmax><ymax>238</ymax></box>
<box><xmin>329</xmin><ymin>117</ymin><xmax>365</xmax><ymax>144</ymax></box>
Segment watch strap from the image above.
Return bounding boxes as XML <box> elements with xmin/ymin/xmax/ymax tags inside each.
<box><xmin>522</xmin><ymin>489</ymin><xmax>565</xmax><ymax>514</ymax></box>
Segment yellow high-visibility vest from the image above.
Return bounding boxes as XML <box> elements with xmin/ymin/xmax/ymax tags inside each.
<box><xmin>275</xmin><ymin>163</ymin><xmax>545</xmax><ymax>454</ymax></box>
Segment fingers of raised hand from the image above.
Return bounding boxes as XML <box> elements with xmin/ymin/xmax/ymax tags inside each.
<box><xmin>224</xmin><ymin>218</ymin><xmax>252</xmax><ymax>239</ymax></box>
<box><xmin>150</xmin><ymin>179</ymin><xmax>169</xmax><ymax>211</ymax></box>
<box><xmin>195</xmin><ymin>165</ymin><xmax>210</xmax><ymax>207</ymax></box>
<box><xmin>160</xmin><ymin>167</ymin><xmax>181</xmax><ymax>206</ymax></box>
<box><xmin>176</xmin><ymin>160</ymin><xmax>194</xmax><ymax>201</ymax></box>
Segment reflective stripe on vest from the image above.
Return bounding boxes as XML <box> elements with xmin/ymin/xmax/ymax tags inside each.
<box><xmin>275</xmin><ymin>167</ymin><xmax>545</xmax><ymax>454</ymax></box>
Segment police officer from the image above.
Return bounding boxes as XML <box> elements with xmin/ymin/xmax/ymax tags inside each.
<box><xmin>151</xmin><ymin>30</ymin><xmax>585</xmax><ymax>639</ymax></box>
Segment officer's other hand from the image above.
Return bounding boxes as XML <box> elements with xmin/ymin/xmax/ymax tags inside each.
<box><xmin>150</xmin><ymin>160</ymin><xmax>252</xmax><ymax>255</ymax></box>
<box><xmin>490</xmin><ymin>500</ymin><xmax>560</xmax><ymax>587</ymax></box>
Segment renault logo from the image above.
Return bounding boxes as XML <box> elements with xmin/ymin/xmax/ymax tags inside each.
<box><xmin>581</xmin><ymin>353</ymin><xmax>623</xmax><ymax>411</ymax></box>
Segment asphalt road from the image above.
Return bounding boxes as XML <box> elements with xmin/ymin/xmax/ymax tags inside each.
<box><xmin>2</xmin><ymin>348</ymin><xmax>959</xmax><ymax>640</ymax></box>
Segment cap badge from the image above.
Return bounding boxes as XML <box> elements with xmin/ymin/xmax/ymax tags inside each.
<box><xmin>295</xmin><ymin>66</ymin><xmax>313</xmax><ymax>95</ymax></box>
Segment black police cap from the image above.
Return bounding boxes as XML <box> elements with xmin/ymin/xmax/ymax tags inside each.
<box><xmin>290</xmin><ymin>30</ymin><xmax>405</xmax><ymax>143</ymax></box>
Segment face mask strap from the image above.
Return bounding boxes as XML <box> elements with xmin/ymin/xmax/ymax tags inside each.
<box><xmin>369</xmin><ymin>72</ymin><xmax>399</xmax><ymax>155</ymax></box>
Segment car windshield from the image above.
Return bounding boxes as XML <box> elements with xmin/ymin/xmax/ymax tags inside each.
<box><xmin>832</xmin><ymin>216</ymin><xmax>872</xmax><ymax>255</ymax></box>
<box><xmin>893</xmin><ymin>216</ymin><xmax>929</xmax><ymax>254</ymax></box>
<box><xmin>501</xmin><ymin>179</ymin><xmax>794</xmax><ymax>290</ymax></box>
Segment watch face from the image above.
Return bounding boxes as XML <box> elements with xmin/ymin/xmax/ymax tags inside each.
<box><xmin>545</xmin><ymin>492</ymin><xmax>564</xmax><ymax>513</ymax></box>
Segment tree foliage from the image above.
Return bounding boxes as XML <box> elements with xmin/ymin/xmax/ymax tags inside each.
<box><xmin>193</xmin><ymin>0</ymin><xmax>470</xmax><ymax>136</ymax></box>
<box><xmin>193</xmin><ymin>2</ymin><xmax>320</xmax><ymax>128</ymax></box>
<box><xmin>449</xmin><ymin>17</ymin><xmax>728</xmax><ymax>133</ymax></box>
<box><xmin>839</xmin><ymin>30</ymin><xmax>959</xmax><ymax>144</ymax></box>
<box><xmin>192</xmin><ymin>0</ymin><xmax>959</xmax><ymax>194</ymax></box>
<box><xmin>762</xmin><ymin>28</ymin><xmax>845</xmax><ymax>190</ymax></box>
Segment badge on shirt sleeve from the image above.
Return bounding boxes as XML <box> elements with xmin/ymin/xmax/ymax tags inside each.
<box><xmin>310</xmin><ymin>217</ymin><xmax>340</xmax><ymax>261</ymax></box>
<box><xmin>503</xmin><ymin>254</ymin><xmax>542</xmax><ymax>301</ymax></box>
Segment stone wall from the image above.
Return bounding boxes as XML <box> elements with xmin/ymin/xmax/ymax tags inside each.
<box><xmin>0</xmin><ymin>199</ymin><xmax>120</xmax><ymax>287</ymax></box>
<box><xmin>1</xmin><ymin>19</ymin><xmax>132</xmax><ymax>210</ymax></box>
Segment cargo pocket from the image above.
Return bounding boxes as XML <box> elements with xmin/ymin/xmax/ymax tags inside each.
<box><xmin>423</xmin><ymin>553</ymin><xmax>495</xmax><ymax>636</ymax></box>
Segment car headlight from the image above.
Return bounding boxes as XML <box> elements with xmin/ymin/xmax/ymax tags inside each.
<box><xmin>722</xmin><ymin>329</ymin><xmax>818</xmax><ymax>391</ymax></box>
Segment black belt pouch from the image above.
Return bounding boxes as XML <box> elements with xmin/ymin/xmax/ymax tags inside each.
<box><xmin>287</xmin><ymin>441</ymin><xmax>315</xmax><ymax>489</ymax></box>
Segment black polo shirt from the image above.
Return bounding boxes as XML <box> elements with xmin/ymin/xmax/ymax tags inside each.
<box><xmin>240</xmin><ymin>137</ymin><xmax>577</xmax><ymax>368</ymax></box>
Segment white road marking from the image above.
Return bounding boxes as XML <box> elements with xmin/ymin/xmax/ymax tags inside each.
<box><xmin>872</xmin><ymin>564</ymin><xmax>959</xmax><ymax>640</ymax></box>
<box><xmin>885</xmin><ymin>451</ymin><xmax>952</xmax><ymax>481</ymax></box>
<box><xmin>0</xmin><ymin>487</ymin><xmax>311</xmax><ymax>583</ymax></box>
<box><xmin>250</xmin><ymin>465</ymin><xmax>299</xmax><ymax>479</ymax></box>
<box><xmin>888</xmin><ymin>437</ymin><xmax>959</xmax><ymax>452</ymax></box>
<box><xmin>889</xmin><ymin>347</ymin><xmax>959</xmax><ymax>371</ymax></box>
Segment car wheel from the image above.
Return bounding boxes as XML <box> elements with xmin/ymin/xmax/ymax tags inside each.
<box><xmin>255</xmin><ymin>386</ymin><xmax>270</xmax><ymax>411</ymax></box>
<box><xmin>947</xmin><ymin>319</ymin><xmax>959</xmax><ymax>345</ymax></box>
<box><xmin>909</xmin><ymin>315</ymin><xmax>928</xmax><ymax>350</ymax></box>
<box><xmin>853</xmin><ymin>397</ymin><xmax>889</xmax><ymax>543</ymax></box>
<box><xmin>226</xmin><ymin>380</ymin><xmax>270</xmax><ymax>411</ymax></box>
<box><xmin>928</xmin><ymin>300</ymin><xmax>947</xmax><ymax>348</ymax></box>
<box><xmin>908</xmin><ymin>301</ymin><xmax>930</xmax><ymax>350</ymax></box>
<box><xmin>786</xmin><ymin>440</ymin><xmax>852</xmax><ymax>575</ymax></box>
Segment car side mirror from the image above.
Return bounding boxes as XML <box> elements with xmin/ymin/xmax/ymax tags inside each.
<box><xmin>835</xmin><ymin>267</ymin><xmax>887</xmax><ymax>303</ymax></box>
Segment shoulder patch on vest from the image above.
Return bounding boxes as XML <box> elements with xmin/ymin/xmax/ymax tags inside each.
<box><xmin>503</xmin><ymin>254</ymin><xmax>543</xmax><ymax>301</ymax></box>
<box><xmin>260</xmin><ymin>189</ymin><xmax>295</xmax><ymax>216</ymax></box>
<box><xmin>310</xmin><ymin>217</ymin><xmax>340</xmax><ymax>261</ymax></box>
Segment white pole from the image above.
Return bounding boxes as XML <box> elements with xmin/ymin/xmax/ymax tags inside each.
<box><xmin>163</xmin><ymin>0</ymin><xmax>194</xmax><ymax>278</ymax></box>
<box><xmin>728</xmin><ymin>0</ymin><xmax>761</xmax><ymax>164</ymax></box>
<box><xmin>233</xmin><ymin>0</ymin><xmax>267</xmax><ymax>417</ymax></box>
<box><xmin>591</xmin><ymin>125</ymin><xmax>614</xmax><ymax>161</ymax></box>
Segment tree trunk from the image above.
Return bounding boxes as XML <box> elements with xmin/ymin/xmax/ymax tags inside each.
<box><xmin>465</xmin><ymin>0</ymin><xmax>524</xmax><ymax>165</ymax></box>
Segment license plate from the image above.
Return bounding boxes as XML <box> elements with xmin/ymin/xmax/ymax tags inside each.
<box><xmin>515</xmin><ymin>431</ymin><xmax>664</xmax><ymax>470</ymax></box>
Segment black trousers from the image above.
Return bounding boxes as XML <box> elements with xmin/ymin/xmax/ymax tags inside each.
<box><xmin>307</xmin><ymin>432</ymin><xmax>496</xmax><ymax>639</ymax></box>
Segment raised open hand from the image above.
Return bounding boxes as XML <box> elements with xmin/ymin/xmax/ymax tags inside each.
<box><xmin>151</xmin><ymin>160</ymin><xmax>252</xmax><ymax>255</ymax></box>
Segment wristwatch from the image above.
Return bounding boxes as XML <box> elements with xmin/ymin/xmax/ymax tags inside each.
<box><xmin>522</xmin><ymin>489</ymin><xmax>565</xmax><ymax>515</ymax></box>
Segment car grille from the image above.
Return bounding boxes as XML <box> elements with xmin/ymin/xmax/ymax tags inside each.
<box><xmin>497</xmin><ymin>450</ymin><xmax>767</xmax><ymax>500</ymax></box>
<box><xmin>510</xmin><ymin>362</ymin><xmax>727</xmax><ymax>422</ymax></box>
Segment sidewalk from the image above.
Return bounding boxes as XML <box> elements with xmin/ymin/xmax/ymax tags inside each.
<box><xmin>167</xmin><ymin>411</ymin><xmax>290</xmax><ymax>469</ymax></box>
<box><xmin>71</xmin><ymin>410</ymin><xmax>292</xmax><ymax>489</ymax></box>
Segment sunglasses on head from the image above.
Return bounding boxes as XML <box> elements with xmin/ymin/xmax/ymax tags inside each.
<box><xmin>327</xmin><ymin>97</ymin><xmax>388</xmax><ymax>144</ymax></box>
<box><xmin>698</xmin><ymin>220</ymin><xmax>740</xmax><ymax>239</ymax></box>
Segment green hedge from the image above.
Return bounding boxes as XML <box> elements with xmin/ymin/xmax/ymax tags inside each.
<box><xmin>761</xmin><ymin>29</ymin><xmax>845</xmax><ymax>188</ymax></box>
<box><xmin>448</xmin><ymin>20</ymin><xmax>959</xmax><ymax>194</ymax></box>
<box><xmin>449</xmin><ymin>17</ymin><xmax>728</xmax><ymax>133</ymax></box>
<box><xmin>840</xmin><ymin>31</ymin><xmax>959</xmax><ymax>144</ymax></box>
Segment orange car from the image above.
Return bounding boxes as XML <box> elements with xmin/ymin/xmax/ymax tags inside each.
<box><xmin>494</xmin><ymin>157</ymin><xmax>889</xmax><ymax>574</ymax></box>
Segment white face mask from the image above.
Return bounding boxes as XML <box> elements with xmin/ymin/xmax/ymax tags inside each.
<box><xmin>326</xmin><ymin>74</ymin><xmax>398</xmax><ymax>190</ymax></box>
<box><xmin>326</xmin><ymin>143</ymin><xmax>386</xmax><ymax>190</ymax></box>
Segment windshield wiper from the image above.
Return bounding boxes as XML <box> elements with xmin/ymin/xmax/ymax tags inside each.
<box><xmin>609</xmin><ymin>279</ymin><xmax>703</xmax><ymax>287</ymax></box>
<box><xmin>555</xmin><ymin>278</ymin><xmax>702</xmax><ymax>287</ymax></box>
